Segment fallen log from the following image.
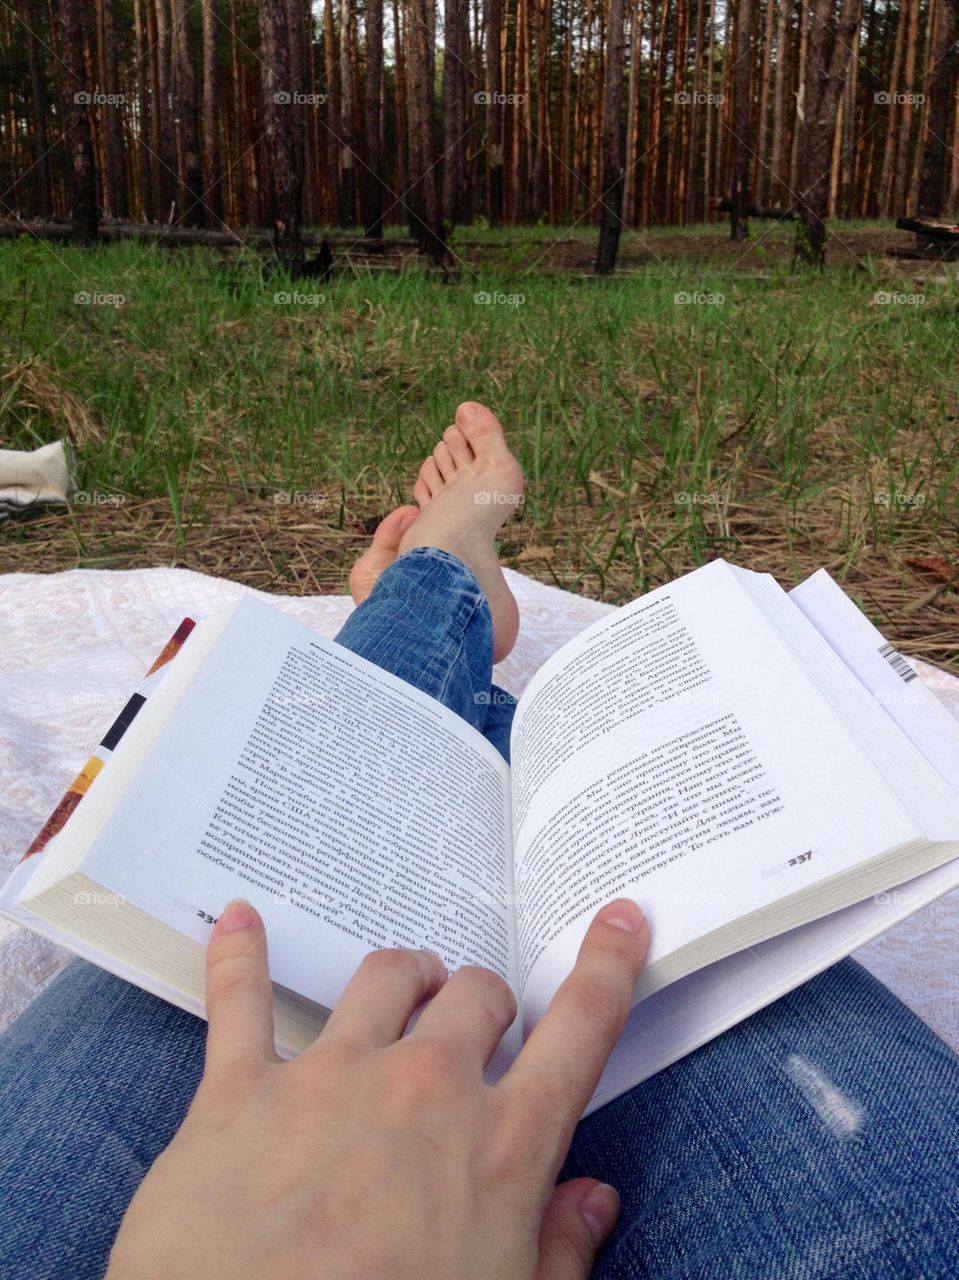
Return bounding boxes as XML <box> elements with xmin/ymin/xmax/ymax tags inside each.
<box><xmin>0</xmin><ymin>218</ymin><xmax>418</xmax><ymax>251</ymax></box>
<box><xmin>710</xmin><ymin>197</ymin><xmax>796</xmax><ymax>221</ymax></box>
<box><xmin>895</xmin><ymin>216</ymin><xmax>959</xmax><ymax>240</ymax></box>
<box><xmin>895</xmin><ymin>216</ymin><xmax>959</xmax><ymax>261</ymax></box>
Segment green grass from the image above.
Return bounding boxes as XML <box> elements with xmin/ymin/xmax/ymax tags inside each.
<box><xmin>1</xmin><ymin>224</ymin><xmax>957</xmax><ymax>629</ymax></box>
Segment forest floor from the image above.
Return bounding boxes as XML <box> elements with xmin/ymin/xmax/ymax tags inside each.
<box><xmin>1</xmin><ymin>219</ymin><xmax>957</xmax><ymax>669</ymax></box>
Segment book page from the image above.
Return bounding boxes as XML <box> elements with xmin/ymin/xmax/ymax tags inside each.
<box><xmin>790</xmin><ymin>569</ymin><xmax>959</xmax><ymax>794</ymax></box>
<box><xmin>80</xmin><ymin>596</ymin><xmax>517</xmax><ymax>1010</ymax></box>
<box><xmin>509</xmin><ymin>560</ymin><xmax>921</xmax><ymax>1025</ymax></box>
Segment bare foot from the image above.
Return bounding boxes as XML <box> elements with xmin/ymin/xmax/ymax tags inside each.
<box><xmin>399</xmin><ymin>401</ymin><xmax>524</xmax><ymax>663</ymax></box>
<box><xmin>349</xmin><ymin>505</ymin><xmax>419</xmax><ymax>604</ymax></box>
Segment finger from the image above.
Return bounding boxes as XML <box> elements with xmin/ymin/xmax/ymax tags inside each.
<box><xmin>406</xmin><ymin>965</ymin><xmax>517</xmax><ymax>1068</ymax></box>
<box><xmin>536</xmin><ymin>1179</ymin><xmax>620</xmax><ymax>1280</ymax></box>
<box><xmin>317</xmin><ymin>948</ymin><xmax>448</xmax><ymax>1050</ymax></box>
<box><xmin>504</xmin><ymin>900</ymin><xmax>649</xmax><ymax>1148</ymax></box>
<box><xmin>204</xmin><ymin>899</ymin><xmax>278</xmax><ymax>1077</ymax></box>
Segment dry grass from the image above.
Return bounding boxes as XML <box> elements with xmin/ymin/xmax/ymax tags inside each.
<box><xmin>4</xmin><ymin>476</ymin><xmax>957</xmax><ymax>671</ymax></box>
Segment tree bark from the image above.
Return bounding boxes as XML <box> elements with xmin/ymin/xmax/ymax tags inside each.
<box><xmin>339</xmin><ymin>0</ymin><xmax>356</xmax><ymax>225</ymax></box>
<box><xmin>770</xmin><ymin>0</ymin><xmax>791</xmax><ymax>207</ymax></box>
<box><xmin>755</xmin><ymin>0</ymin><xmax>775</xmax><ymax>205</ymax></box>
<box><xmin>258</xmin><ymin>0</ymin><xmax>303</xmax><ymax>258</ymax></box>
<box><xmin>730</xmin><ymin>0</ymin><xmax>753</xmax><ymax>238</ymax></box>
<box><xmin>95</xmin><ymin>0</ymin><xmax>126</xmax><ymax>217</ymax></box>
<box><xmin>363</xmin><ymin>0</ymin><xmax>386</xmax><ymax>236</ymax></box>
<box><xmin>442</xmin><ymin>0</ymin><xmax>470</xmax><ymax>224</ymax></box>
<box><xmin>595</xmin><ymin>0</ymin><xmax>626</xmax><ymax>270</ymax></box>
<box><xmin>22</xmin><ymin>0</ymin><xmax>53</xmax><ymax>217</ymax></box>
<box><xmin>918</xmin><ymin>0</ymin><xmax>959</xmax><ymax>216</ymax></box>
<box><xmin>153</xmin><ymin>0</ymin><xmax>177</xmax><ymax>218</ymax></box>
<box><xmin>486</xmin><ymin>0</ymin><xmax>504</xmax><ymax>224</ymax></box>
<box><xmin>200</xmin><ymin>0</ymin><xmax>222</xmax><ymax>223</ymax></box>
<box><xmin>530</xmin><ymin>0</ymin><xmax>552</xmax><ymax>219</ymax></box>
<box><xmin>405</xmin><ymin>0</ymin><xmax>444</xmax><ymax>258</ymax></box>
<box><xmin>322</xmin><ymin>0</ymin><xmax>340</xmax><ymax>223</ymax></box>
<box><xmin>877</xmin><ymin>0</ymin><xmax>905</xmax><ymax>215</ymax></box>
<box><xmin>132</xmin><ymin>0</ymin><xmax>152</xmax><ymax>218</ymax></box>
<box><xmin>60</xmin><ymin>0</ymin><xmax>98</xmax><ymax>241</ymax></box>
<box><xmin>892</xmin><ymin>0</ymin><xmax>919</xmax><ymax>214</ymax></box>
<box><xmin>789</xmin><ymin>0</ymin><xmax>810</xmax><ymax>195</ymax></box>
<box><xmin>171</xmin><ymin>0</ymin><xmax>202</xmax><ymax>223</ymax></box>
<box><xmin>794</xmin><ymin>0</ymin><xmax>862</xmax><ymax>265</ymax></box>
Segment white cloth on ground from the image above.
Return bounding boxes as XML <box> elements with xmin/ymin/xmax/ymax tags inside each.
<box><xmin>1</xmin><ymin>566</ymin><xmax>957</xmax><ymax>1050</ymax></box>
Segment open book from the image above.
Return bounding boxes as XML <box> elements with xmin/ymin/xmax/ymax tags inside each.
<box><xmin>3</xmin><ymin>560</ymin><xmax>959</xmax><ymax>1112</ymax></box>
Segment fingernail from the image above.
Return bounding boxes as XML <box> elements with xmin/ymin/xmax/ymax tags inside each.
<box><xmin>600</xmin><ymin>899</ymin><xmax>647</xmax><ymax>935</ymax></box>
<box><xmin>581</xmin><ymin>1183</ymin><xmax>620</xmax><ymax>1245</ymax></box>
<box><xmin>218</xmin><ymin>899</ymin><xmax>254</xmax><ymax>933</ymax></box>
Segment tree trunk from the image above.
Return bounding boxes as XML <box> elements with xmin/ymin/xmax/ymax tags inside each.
<box><xmin>201</xmin><ymin>0</ymin><xmax>222</xmax><ymax>223</ymax></box>
<box><xmin>769</xmin><ymin>0</ymin><xmax>791</xmax><ymax>207</ymax></box>
<box><xmin>322</xmin><ymin>0</ymin><xmax>340</xmax><ymax>223</ymax></box>
<box><xmin>442</xmin><ymin>0</ymin><xmax>469</xmax><ymax>224</ymax></box>
<box><xmin>789</xmin><ymin>0</ymin><xmax>810</xmax><ymax>195</ymax></box>
<box><xmin>132</xmin><ymin>0</ymin><xmax>152</xmax><ymax>218</ymax></box>
<box><xmin>596</xmin><ymin>0</ymin><xmax>626</xmax><ymax>270</ymax></box>
<box><xmin>60</xmin><ymin>0</ymin><xmax>98</xmax><ymax>241</ymax></box>
<box><xmin>892</xmin><ymin>0</ymin><xmax>919</xmax><ymax>214</ymax></box>
<box><xmin>838</xmin><ymin>12</ymin><xmax>860</xmax><ymax>217</ymax></box>
<box><xmin>171</xmin><ymin>0</ymin><xmax>202</xmax><ymax>223</ymax></box>
<box><xmin>405</xmin><ymin>0</ymin><xmax>444</xmax><ymax>257</ymax></box>
<box><xmin>258</xmin><ymin>0</ymin><xmax>303</xmax><ymax>258</ymax></box>
<box><xmin>486</xmin><ymin>0</ymin><xmax>504</xmax><ymax>225</ymax></box>
<box><xmin>530</xmin><ymin>0</ymin><xmax>552</xmax><ymax>219</ymax></box>
<box><xmin>287</xmin><ymin>0</ymin><xmax>308</xmax><ymax>224</ymax></box>
<box><xmin>559</xmin><ymin>0</ymin><xmax>574</xmax><ymax>218</ymax></box>
<box><xmin>683</xmin><ymin>0</ymin><xmax>705</xmax><ymax>221</ymax></box>
<box><xmin>152</xmin><ymin>0</ymin><xmax>177</xmax><ymax>218</ymax></box>
<box><xmin>918</xmin><ymin>0</ymin><xmax>958</xmax><ymax>216</ymax></box>
<box><xmin>907</xmin><ymin>0</ymin><xmax>934</xmax><ymax>210</ymax></box>
<box><xmin>363</xmin><ymin>0</ymin><xmax>386</xmax><ymax>236</ymax></box>
<box><xmin>703</xmin><ymin>0</ymin><xmax>715</xmax><ymax>218</ymax></box>
<box><xmin>95</xmin><ymin>0</ymin><xmax>126</xmax><ymax>217</ymax></box>
<box><xmin>730</xmin><ymin>0</ymin><xmax>753</xmax><ymax>238</ymax></box>
<box><xmin>795</xmin><ymin>0</ymin><xmax>862</xmax><ymax>265</ymax></box>
<box><xmin>338</xmin><ymin>0</ymin><xmax>356</xmax><ymax>225</ymax></box>
<box><xmin>949</xmin><ymin>70</ymin><xmax>959</xmax><ymax>213</ymax></box>
<box><xmin>624</xmin><ymin>0</ymin><xmax>643</xmax><ymax>223</ymax></box>
<box><xmin>877</xmin><ymin>0</ymin><xmax>905</xmax><ymax>215</ymax></box>
<box><xmin>22</xmin><ymin>0</ymin><xmax>53</xmax><ymax>217</ymax></box>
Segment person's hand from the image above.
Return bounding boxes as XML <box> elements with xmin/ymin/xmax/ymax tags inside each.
<box><xmin>106</xmin><ymin>896</ymin><xmax>649</xmax><ymax>1280</ymax></box>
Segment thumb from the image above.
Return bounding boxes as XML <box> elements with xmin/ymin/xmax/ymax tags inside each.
<box><xmin>204</xmin><ymin>899</ymin><xmax>278</xmax><ymax>1078</ymax></box>
<box><xmin>536</xmin><ymin>1178</ymin><xmax>620</xmax><ymax>1280</ymax></box>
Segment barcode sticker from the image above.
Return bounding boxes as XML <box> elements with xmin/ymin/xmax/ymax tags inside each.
<box><xmin>878</xmin><ymin>641</ymin><xmax>917</xmax><ymax>683</ymax></box>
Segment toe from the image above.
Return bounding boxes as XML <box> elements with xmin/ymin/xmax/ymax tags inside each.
<box><xmin>372</xmin><ymin>504</ymin><xmax>419</xmax><ymax>550</ymax></box>
<box><xmin>433</xmin><ymin>441</ymin><xmax>456</xmax><ymax>481</ymax></box>
<box><xmin>413</xmin><ymin>477</ymin><xmax>431</xmax><ymax>509</ymax></box>
<box><xmin>455</xmin><ymin>401</ymin><xmax>505</xmax><ymax>449</ymax></box>
<box><xmin>419</xmin><ymin>456</ymin><xmax>443</xmax><ymax>496</ymax></box>
<box><xmin>444</xmin><ymin>425</ymin><xmax>474</xmax><ymax>464</ymax></box>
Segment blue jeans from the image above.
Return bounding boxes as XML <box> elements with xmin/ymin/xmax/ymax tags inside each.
<box><xmin>1</xmin><ymin>548</ymin><xmax>957</xmax><ymax>1279</ymax></box>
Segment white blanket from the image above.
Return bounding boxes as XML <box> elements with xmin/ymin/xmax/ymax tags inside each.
<box><xmin>2</xmin><ymin>566</ymin><xmax>958</xmax><ymax>1053</ymax></box>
